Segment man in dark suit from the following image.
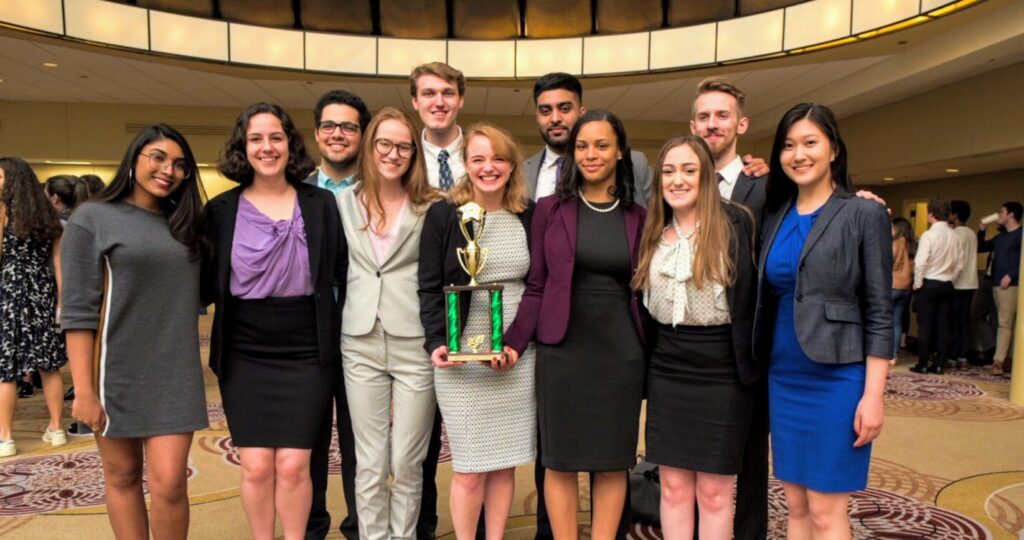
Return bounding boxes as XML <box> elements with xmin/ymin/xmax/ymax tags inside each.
<box><xmin>690</xmin><ymin>77</ymin><xmax>769</xmax><ymax>540</ymax></box>
<box><xmin>304</xmin><ymin>89</ymin><xmax>371</xmax><ymax>540</ymax></box>
<box><xmin>523</xmin><ymin>72</ymin><xmax>653</xmax><ymax>207</ymax></box>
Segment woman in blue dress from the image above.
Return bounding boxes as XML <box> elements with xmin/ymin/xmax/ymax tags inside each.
<box><xmin>754</xmin><ymin>103</ymin><xmax>892</xmax><ymax>540</ymax></box>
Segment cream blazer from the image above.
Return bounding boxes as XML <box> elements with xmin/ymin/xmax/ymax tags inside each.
<box><xmin>338</xmin><ymin>187</ymin><xmax>427</xmax><ymax>338</ymax></box>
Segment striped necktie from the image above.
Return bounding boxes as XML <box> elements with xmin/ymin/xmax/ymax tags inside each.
<box><xmin>438</xmin><ymin>149</ymin><xmax>454</xmax><ymax>191</ymax></box>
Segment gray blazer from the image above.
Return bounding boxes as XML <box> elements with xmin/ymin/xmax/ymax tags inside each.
<box><xmin>523</xmin><ymin>148</ymin><xmax>653</xmax><ymax>207</ymax></box>
<box><xmin>337</xmin><ymin>187</ymin><xmax>429</xmax><ymax>338</ymax></box>
<box><xmin>753</xmin><ymin>190</ymin><xmax>894</xmax><ymax>365</ymax></box>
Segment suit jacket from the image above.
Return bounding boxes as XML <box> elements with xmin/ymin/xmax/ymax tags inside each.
<box><xmin>418</xmin><ymin>199</ymin><xmax>535</xmax><ymax>354</ymax></box>
<box><xmin>721</xmin><ymin>202</ymin><xmax>761</xmax><ymax>385</ymax></box>
<box><xmin>523</xmin><ymin>148</ymin><xmax>653</xmax><ymax>208</ymax></box>
<box><xmin>729</xmin><ymin>170</ymin><xmax>767</xmax><ymax>224</ymax></box>
<box><xmin>338</xmin><ymin>187</ymin><xmax>428</xmax><ymax>337</ymax></box>
<box><xmin>752</xmin><ymin>190</ymin><xmax>893</xmax><ymax>365</ymax></box>
<box><xmin>505</xmin><ymin>196</ymin><xmax>647</xmax><ymax>355</ymax></box>
<box><xmin>202</xmin><ymin>182</ymin><xmax>348</xmax><ymax>376</ymax></box>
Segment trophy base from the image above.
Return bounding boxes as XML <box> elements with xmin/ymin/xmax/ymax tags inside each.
<box><xmin>447</xmin><ymin>352</ymin><xmax>505</xmax><ymax>362</ymax></box>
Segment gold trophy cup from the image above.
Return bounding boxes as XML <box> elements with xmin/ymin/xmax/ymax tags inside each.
<box><xmin>444</xmin><ymin>202</ymin><xmax>505</xmax><ymax>361</ymax></box>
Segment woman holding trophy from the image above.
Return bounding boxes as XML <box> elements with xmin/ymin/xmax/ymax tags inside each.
<box><xmin>505</xmin><ymin>110</ymin><xmax>647</xmax><ymax>539</ymax></box>
<box><xmin>418</xmin><ymin>123</ymin><xmax>535</xmax><ymax>539</ymax></box>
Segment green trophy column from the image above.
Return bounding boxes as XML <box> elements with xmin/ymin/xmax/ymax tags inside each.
<box><xmin>490</xmin><ymin>289</ymin><xmax>503</xmax><ymax>352</ymax></box>
<box><xmin>446</xmin><ymin>290</ymin><xmax>461</xmax><ymax>353</ymax></box>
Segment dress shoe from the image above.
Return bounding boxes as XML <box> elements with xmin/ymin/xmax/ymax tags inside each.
<box><xmin>17</xmin><ymin>381</ymin><xmax>34</xmax><ymax>398</ymax></box>
<box><xmin>63</xmin><ymin>386</ymin><xmax>75</xmax><ymax>401</ymax></box>
<box><xmin>909</xmin><ymin>364</ymin><xmax>928</xmax><ymax>374</ymax></box>
<box><xmin>928</xmin><ymin>364</ymin><xmax>945</xmax><ymax>375</ymax></box>
<box><xmin>68</xmin><ymin>422</ymin><xmax>93</xmax><ymax>435</ymax></box>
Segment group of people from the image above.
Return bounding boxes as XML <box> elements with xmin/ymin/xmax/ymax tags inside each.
<box><xmin>0</xmin><ymin>169</ymin><xmax>105</xmax><ymax>458</ymax></box>
<box><xmin>898</xmin><ymin>198</ymin><xmax>1021</xmax><ymax>376</ymax></box>
<box><xmin>0</xmin><ymin>62</ymin><xmax>906</xmax><ymax>540</ymax></box>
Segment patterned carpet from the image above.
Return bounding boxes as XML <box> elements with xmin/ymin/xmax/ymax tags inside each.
<box><xmin>1</xmin><ymin>316</ymin><xmax>1022</xmax><ymax>539</ymax></box>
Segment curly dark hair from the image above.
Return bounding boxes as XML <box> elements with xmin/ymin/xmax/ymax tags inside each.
<box><xmin>218</xmin><ymin>103</ymin><xmax>316</xmax><ymax>186</ymax></box>
<box><xmin>0</xmin><ymin>157</ymin><xmax>63</xmax><ymax>241</ymax></box>
<box><xmin>554</xmin><ymin>109</ymin><xmax>636</xmax><ymax>208</ymax></box>
<box><xmin>96</xmin><ymin>124</ymin><xmax>210</xmax><ymax>261</ymax></box>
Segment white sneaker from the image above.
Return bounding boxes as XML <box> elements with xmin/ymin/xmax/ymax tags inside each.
<box><xmin>42</xmin><ymin>428</ymin><xmax>68</xmax><ymax>447</ymax></box>
<box><xmin>0</xmin><ymin>439</ymin><xmax>15</xmax><ymax>457</ymax></box>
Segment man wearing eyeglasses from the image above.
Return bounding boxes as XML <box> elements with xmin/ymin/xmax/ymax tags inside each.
<box><xmin>305</xmin><ymin>90</ymin><xmax>372</xmax><ymax>196</ymax></box>
<box><xmin>411</xmin><ymin>62</ymin><xmax>466</xmax><ymax>192</ymax></box>
<box><xmin>305</xmin><ymin>89</ymin><xmax>372</xmax><ymax>540</ymax></box>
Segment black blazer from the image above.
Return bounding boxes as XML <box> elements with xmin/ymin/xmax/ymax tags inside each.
<box><xmin>722</xmin><ymin>202</ymin><xmax>761</xmax><ymax>385</ymax></box>
<box><xmin>752</xmin><ymin>189</ymin><xmax>893</xmax><ymax>365</ymax></box>
<box><xmin>418</xmin><ymin>199</ymin><xmax>534</xmax><ymax>355</ymax></box>
<box><xmin>202</xmin><ymin>182</ymin><xmax>348</xmax><ymax>376</ymax></box>
<box><xmin>730</xmin><ymin>171</ymin><xmax>767</xmax><ymax>224</ymax></box>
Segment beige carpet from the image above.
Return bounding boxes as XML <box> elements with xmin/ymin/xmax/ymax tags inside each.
<box><xmin>1</xmin><ymin>316</ymin><xmax>1022</xmax><ymax>539</ymax></box>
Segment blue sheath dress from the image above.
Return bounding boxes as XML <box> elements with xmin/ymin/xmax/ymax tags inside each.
<box><xmin>765</xmin><ymin>206</ymin><xmax>870</xmax><ymax>493</ymax></box>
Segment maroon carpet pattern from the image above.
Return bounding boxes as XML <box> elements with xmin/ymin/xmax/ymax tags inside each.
<box><xmin>884</xmin><ymin>373</ymin><xmax>985</xmax><ymax>401</ymax></box>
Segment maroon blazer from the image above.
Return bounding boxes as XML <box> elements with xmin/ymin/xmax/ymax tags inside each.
<box><xmin>505</xmin><ymin>195</ymin><xmax>647</xmax><ymax>355</ymax></box>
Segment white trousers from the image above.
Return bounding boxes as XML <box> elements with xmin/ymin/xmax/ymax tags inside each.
<box><xmin>343</xmin><ymin>320</ymin><xmax>436</xmax><ymax>540</ymax></box>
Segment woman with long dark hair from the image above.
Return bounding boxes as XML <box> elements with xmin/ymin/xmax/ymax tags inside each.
<box><xmin>632</xmin><ymin>135</ymin><xmax>758</xmax><ymax>540</ymax></box>
<box><xmin>204</xmin><ymin>103</ymin><xmax>346</xmax><ymax>540</ymax></box>
<box><xmin>506</xmin><ymin>109</ymin><xmax>645</xmax><ymax>539</ymax></box>
<box><xmin>0</xmin><ymin>157</ymin><xmax>67</xmax><ymax>458</ymax></box>
<box><xmin>754</xmin><ymin>103</ymin><xmax>892</xmax><ymax>539</ymax></box>
<box><xmin>60</xmin><ymin>124</ymin><xmax>209</xmax><ymax>538</ymax></box>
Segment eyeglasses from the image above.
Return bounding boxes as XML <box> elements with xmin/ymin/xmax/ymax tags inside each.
<box><xmin>374</xmin><ymin>138</ymin><xmax>416</xmax><ymax>159</ymax></box>
<box><xmin>140</xmin><ymin>151</ymin><xmax>190</xmax><ymax>178</ymax></box>
<box><xmin>318</xmin><ymin>121</ymin><xmax>360</xmax><ymax>136</ymax></box>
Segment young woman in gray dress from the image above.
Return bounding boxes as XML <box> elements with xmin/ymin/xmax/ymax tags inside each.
<box><xmin>62</xmin><ymin>124</ymin><xmax>210</xmax><ymax>539</ymax></box>
<box><xmin>418</xmin><ymin>123</ymin><xmax>534</xmax><ymax>539</ymax></box>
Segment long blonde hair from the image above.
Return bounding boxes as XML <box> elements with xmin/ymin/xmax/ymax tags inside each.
<box><xmin>632</xmin><ymin>135</ymin><xmax>734</xmax><ymax>291</ymax></box>
<box><xmin>354</xmin><ymin>107</ymin><xmax>441</xmax><ymax>233</ymax></box>
<box><xmin>449</xmin><ymin>123</ymin><xmax>528</xmax><ymax>213</ymax></box>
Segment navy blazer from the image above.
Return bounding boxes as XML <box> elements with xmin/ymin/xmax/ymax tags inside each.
<box><xmin>201</xmin><ymin>183</ymin><xmax>348</xmax><ymax>376</ymax></box>
<box><xmin>418</xmin><ymin>199</ymin><xmax>535</xmax><ymax>354</ymax></box>
<box><xmin>505</xmin><ymin>195</ymin><xmax>646</xmax><ymax>355</ymax></box>
<box><xmin>752</xmin><ymin>190</ymin><xmax>893</xmax><ymax>365</ymax></box>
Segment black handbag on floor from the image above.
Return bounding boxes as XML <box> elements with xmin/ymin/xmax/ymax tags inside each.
<box><xmin>629</xmin><ymin>460</ymin><xmax>661</xmax><ymax>527</ymax></box>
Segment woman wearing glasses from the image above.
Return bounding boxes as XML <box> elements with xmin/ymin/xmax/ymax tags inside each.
<box><xmin>337</xmin><ymin>107</ymin><xmax>442</xmax><ymax>539</ymax></box>
<box><xmin>61</xmin><ymin>124</ymin><xmax>209</xmax><ymax>538</ymax></box>
<box><xmin>204</xmin><ymin>103</ymin><xmax>347</xmax><ymax>540</ymax></box>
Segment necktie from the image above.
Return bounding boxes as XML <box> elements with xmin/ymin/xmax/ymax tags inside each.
<box><xmin>438</xmin><ymin>149</ymin><xmax>454</xmax><ymax>191</ymax></box>
<box><xmin>554</xmin><ymin>156</ymin><xmax>564</xmax><ymax>186</ymax></box>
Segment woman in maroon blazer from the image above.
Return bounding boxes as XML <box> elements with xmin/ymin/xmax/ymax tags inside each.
<box><xmin>505</xmin><ymin>109</ymin><xmax>646</xmax><ymax>540</ymax></box>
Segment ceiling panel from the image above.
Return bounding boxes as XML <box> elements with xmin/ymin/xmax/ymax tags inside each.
<box><xmin>219</xmin><ymin>0</ymin><xmax>295</xmax><ymax>28</ymax></box>
<box><xmin>136</xmin><ymin>0</ymin><xmax>215</xmax><ymax>18</ymax></box>
<box><xmin>580</xmin><ymin>86</ymin><xmax>630</xmax><ymax>110</ymax></box>
<box><xmin>453</xmin><ymin>0</ymin><xmax>520</xmax><ymax>39</ymax></box>
<box><xmin>380</xmin><ymin>0</ymin><xmax>448</xmax><ymax>39</ymax></box>
<box><xmin>739</xmin><ymin>0</ymin><xmax>793</xmax><ymax>16</ymax></box>
<box><xmin>525</xmin><ymin>0</ymin><xmax>591</xmax><ymax>38</ymax></box>
<box><xmin>251</xmin><ymin>79</ymin><xmax>321</xmax><ymax>109</ymax></box>
<box><xmin>605</xmin><ymin>79</ymin><xmax>687</xmax><ymax>118</ymax></box>
<box><xmin>193</xmin><ymin>71</ymin><xmax>275</xmax><ymax>107</ymax></box>
<box><xmin>668</xmin><ymin>0</ymin><xmax>735</xmax><ymax>26</ymax></box>
<box><xmin>460</xmin><ymin>86</ymin><xmax>487</xmax><ymax>115</ymax></box>
<box><xmin>300</xmin><ymin>0</ymin><xmax>373</xmax><ymax>33</ymax></box>
<box><xmin>596</xmin><ymin>0</ymin><xmax>663</xmax><ymax>34</ymax></box>
<box><xmin>483</xmin><ymin>87</ymin><xmax>530</xmax><ymax>116</ymax></box>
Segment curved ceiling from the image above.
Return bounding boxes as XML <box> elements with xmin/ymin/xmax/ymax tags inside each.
<box><xmin>120</xmin><ymin>0</ymin><xmax>795</xmax><ymax>39</ymax></box>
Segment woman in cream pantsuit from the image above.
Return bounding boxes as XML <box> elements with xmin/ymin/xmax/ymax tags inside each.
<box><xmin>338</xmin><ymin>107</ymin><xmax>442</xmax><ymax>540</ymax></box>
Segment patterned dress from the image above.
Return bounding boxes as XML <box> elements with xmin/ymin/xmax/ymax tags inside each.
<box><xmin>0</xmin><ymin>227</ymin><xmax>67</xmax><ymax>381</ymax></box>
<box><xmin>434</xmin><ymin>210</ymin><xmax>537</xmax><ymax>473</ymax></box>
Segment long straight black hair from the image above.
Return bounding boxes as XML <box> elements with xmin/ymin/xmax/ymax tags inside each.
<box><xmin>555</xmin><ymin>109</ymin><xmax>636</xmax><ymax>208</ymax></box>
<box><xmin>765</xmin><ymin>103</ymin><xmax>853</xmax><ymax>211</ymax></box>
<box><xmin>97</xmin><ymin>124</ymin><xmax>209</xmax><ymax>260</ymax></box>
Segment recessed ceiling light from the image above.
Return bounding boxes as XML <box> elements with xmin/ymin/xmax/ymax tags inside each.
<box><xmin>945</xmin><ymin>168</ymin><xmax>960</xmax><ymax>173</ymax></box>
<box><xmin>883</xmin><ymin>176</ymin><xmax>895</xmax><ymax>181</ymax></box>
<box><xmin>43</xmin><ymin>62</ymin><xmax>59</xmax><ymax>68</ymax></box>
<box><xmin>45</xmin><ymin>160</ymin><xmax>92</xmax><ymax>165</ymax></box>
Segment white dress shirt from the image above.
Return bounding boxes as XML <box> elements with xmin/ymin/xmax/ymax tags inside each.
<box><xmin>716</xmin><ymin>155</ymin><xmax>744</xmax><ymax>200</ymax></box>
<box><xmin>421</xmin><ymin>127</ymin><xmax>465</xmax><ymax>189</ymax></box>
<box><xmin>535</xmin><ymin>146</ymin><xmax>563</xmax><ymax>200</ymax></box>
<box><xmin>952</xmin><ymin>225</ymin><xmax>979</xmax><ymax>290</ymax></box>
<box><xmin>914</xmin><ymin>221</ymin><xmax>964</xmax><ymax>289</ymax></box>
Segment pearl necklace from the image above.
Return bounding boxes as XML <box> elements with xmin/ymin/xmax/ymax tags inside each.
<box><xmin>578</xmin><ymin>189</ymin><xmax>620</xmax><ymax>213</ymax></box>
<box><xmin>671</xmin><ymin>217</ymin><xmax>698</xmax><ymax>241</ymax></box>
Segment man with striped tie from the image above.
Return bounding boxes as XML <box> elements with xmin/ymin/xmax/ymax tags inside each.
<box><xmin>411</xmin><ymin>62</ymin><xmax>466</xmax><ymax>193</ymax></box>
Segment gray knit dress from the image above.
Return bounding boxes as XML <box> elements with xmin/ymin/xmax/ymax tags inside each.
<box><xmin>61</xmin><ymin>202</ymin><xmax>208</xmax><ymax>438</ymax></box>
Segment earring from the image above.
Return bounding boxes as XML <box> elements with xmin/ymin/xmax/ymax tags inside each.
<box><xmin>129</xmin><ymin>168</ymin><xmax>135</xmax><ymax>189</ymax></box>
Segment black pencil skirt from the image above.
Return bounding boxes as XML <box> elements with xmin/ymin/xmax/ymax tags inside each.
<box><xmin>645</xmin><ymin>323</ymin><xmax>753</xmax><ymax>475</ymax></box>
<box><xmin>219</xmin><ymin>295</ymin><xmax>334</xmax><ymax>449</ymax></box>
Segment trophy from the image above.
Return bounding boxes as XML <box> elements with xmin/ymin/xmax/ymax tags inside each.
<box><xmin>444</xmin><ymin>202</ymin><xmax>505</xmax><ymax>361</ymax></box>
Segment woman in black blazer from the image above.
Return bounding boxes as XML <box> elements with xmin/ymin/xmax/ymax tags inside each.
<box><xmin>632</xmin><ymin>135</ymin><xmax>758</xmax><ymax>540</ymax></box>
<box><xmin>418</xmin><ymin>123</ymin><xmax>534</xmax><ymax>539</ymax></box>
<box><xmin>203</xmin><ymin>103</ymin><xmax>347</xmax><ymax>540</ymax></box>
<box><xmin>753</xmin><ymin>103</ymin><xmax>891</xmax><ymax>539</ymax></box>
